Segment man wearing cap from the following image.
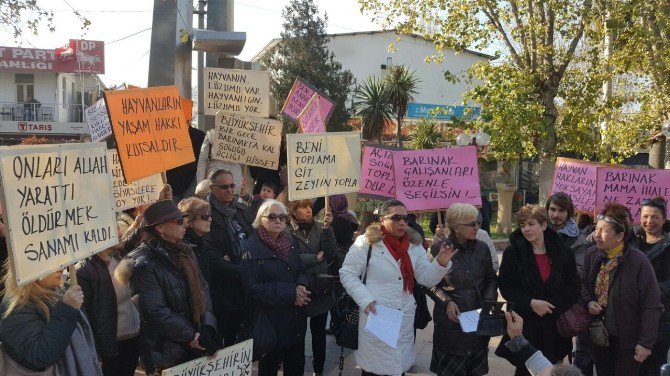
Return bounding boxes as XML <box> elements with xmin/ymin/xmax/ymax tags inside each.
<box><xmin>203</xmin><ymin>169</ymin><xmax>252</xmax><ymax>346</ymax></box>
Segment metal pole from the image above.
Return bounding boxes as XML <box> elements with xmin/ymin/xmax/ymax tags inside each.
<box><xmin>196</xmin><ymin>0</ymin><xmax>206</xmax><ymax>131</ymax></box>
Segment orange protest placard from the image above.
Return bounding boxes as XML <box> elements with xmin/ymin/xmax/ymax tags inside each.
<box><xmin>104</xmin><ymin>86</ymin><xmax>195</xmax><ymax>183</ymax></box>
<box><xmin>182</xmin><ymin>98</ymin><xmax>194</xmax><ymax>123</ymax></box>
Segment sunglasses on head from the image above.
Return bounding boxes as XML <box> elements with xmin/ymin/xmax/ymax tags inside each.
<box><xmin>214</xmin><ymin>183</ymin><xmax>236</xmax><ymax>190</ymax></box>
<box><xmin>459</xmin><ymin>220</ymin><xmax>481</xmax><ymax>228</ymax></box>
<box><xmin>641</xmin><ymin>198</ymin><xmax>667</xmax><ymax>212</ymax></box>
<box><xmin>385</xmin><ymin>214</ymin><xmax>411</xmax><ymax>223</ymax></box>
<box><xmin>596</xmin><ymin>214</ymin><xmax>624</xmax><ymax>231</ymax></box>
<box><xmin>264</xmin><ymin>213</ymin><xmax>288</xmax><ymax>222</ymax></box>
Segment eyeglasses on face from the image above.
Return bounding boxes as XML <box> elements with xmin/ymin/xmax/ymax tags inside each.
<box><xmin>459</xmin><ymin>220</ymin><xmax>481</xmax><ymax>228</ymax></box>
<box><xmin>196</xmin><ymin>214</ymin><xmax>211</xmax><ymax>221</ymax></box>
<box><xmin>263</xmin><ymin>213</ymin><xmax>288</xmax><ymax>222</ymax></box>
<box><xmin>596</xmin><ymin>214</ymin><xmax>624</xmax><ymax>231</ymax></box>
<box><xmin>385</xmin><ymin>214</ymin><xmax>411</xmax><ymax>223</ymax></box>
<box><xmin>169</xmin><ymin>216</ymin><xmax>186</xmax><ymax>225</ymax></box>
<box><xmin>214</xmin><ymin>183</ymin><xmax>236</xmax><ymax>190</ymax></box>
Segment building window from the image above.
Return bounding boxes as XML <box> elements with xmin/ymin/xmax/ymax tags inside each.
<box><xmin>15</xmin><ymin>74</ymin><xmax>34</xmax><ymax>102</ymax></box>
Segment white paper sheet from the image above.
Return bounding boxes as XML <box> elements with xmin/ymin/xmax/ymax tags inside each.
<box><xmin>364</xmin><ymin>304</ymin><xmax>403</xmax><ymax>349</ymax></box>
<box><xmin>458</xmin><ymin>309</ymin><xmax>481</xmax><ymax>333</ymax></box>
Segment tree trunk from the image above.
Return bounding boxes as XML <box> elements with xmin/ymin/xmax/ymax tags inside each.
<box><xmin>396</xmin><ymin>114</ymin><xmax>402</xmax><ymax>148</ymax></box>
<box><xmin>537</xmin><ymin>84</ymin><xmax>559</xmax><ymax>204</ymax></box>
<box><xmin>649</xmin><ymin>138</ymin><xmax>667</xmax><ymax>169</ymax></box>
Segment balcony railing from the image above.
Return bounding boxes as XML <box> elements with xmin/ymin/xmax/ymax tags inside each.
<box><xmin>0</xmin><ymin>102</ymin><xmax>89</xmax><ymax>123</ymax></box>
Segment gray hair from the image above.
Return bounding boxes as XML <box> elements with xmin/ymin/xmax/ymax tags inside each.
<box><xmin>208</xmin><ymin>169</ymin><xmax>233</xmax><ymax>184</ymax></box>
<box><xmin>445</xmin><ymin>203</ymin><xmax>479</xmax><ymax>232</ymax></box>
<box><xmin>550</xmin><ymin>364</ymin><xmax>584</xmax><ymax>376</ymax></box>
<box><xmin>253</xmin><ymin>199</ymin><xmax>288</xmax><ymax>229</ymax></box>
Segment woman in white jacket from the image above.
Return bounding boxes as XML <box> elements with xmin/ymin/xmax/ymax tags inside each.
<box><xmin>340</xmin><ymin>200</ymin><xmax>457</xmax><ymax>376</ymax></box>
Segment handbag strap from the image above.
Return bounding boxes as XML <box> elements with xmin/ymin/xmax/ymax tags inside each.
<box><xmin>362</xmin><ymin>244</ymin><xmax>372</xmax><ymax>284</ymax></box>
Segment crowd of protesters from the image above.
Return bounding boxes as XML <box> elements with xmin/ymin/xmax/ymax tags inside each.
<box><xmin>0</xmin><ymin>157</ymin><xmax>667</xmax><ymax>376</ymax></box>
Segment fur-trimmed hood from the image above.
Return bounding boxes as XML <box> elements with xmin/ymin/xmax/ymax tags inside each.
<box><xmin>364</xmin><ymin>222</ymin><xmax>423</xmax><ymax>246</ymax></box>
<box><xmin>115</xmin><ymin>258</ymin><xmax>134</xmax><ymax>285</ymax></box>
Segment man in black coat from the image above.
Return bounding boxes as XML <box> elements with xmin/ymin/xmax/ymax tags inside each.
<box><xmin>203</xmin><ymin>169</ymin><xmax>252</xmax><ymax>346</ymax></box>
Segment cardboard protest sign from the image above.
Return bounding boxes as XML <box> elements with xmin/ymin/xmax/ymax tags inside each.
<box><xmin>213</xmin><ymin>112</ymin><xmax>282</xmax><ymax>169</ymax></box>
<box><xmin>162</xmin><ymin>339</ymin><xmax>252</xmax><ymax>376</ymax></box>
<box><xmin>104</xmin><ymin>86</ymin><xmax>195</xmax><ymax>183</ymax></box>
<box><xmin>108</xmin><ymin>150</ymin><xmax>163</xmax><ymax>211</ymax></box>
<box><xmin>281</xmin><ymin>77</ymin><xmax>335</xmax><ymax>124</ymax></box>
<box><xmin>287</xmin><ymin>132</ymin><xmax>361</xmax><ymax>201</ymax></box>
<box><xmin>0</xmin><ymin>143</ymin><xmax>119</xmax><ymax>286</ymax></box>
<box><xmin>392</xmin><ymin>146</ymin><xmax>481</xmax><ymax>211</ymax></box>
<box><xmin>297</xmin><ymin>93</ymin><xmax>326</xmax><ymax>133</ymax></box>
<box><xmin>596</xmin><ymin>167</ymin><xmax>670</xmax><ymax>223</ymax></box>
<box><xmin>360</xmin><ymin>143</ymin><xmax>399</xmax><ymax>199</ymax></box>
<box><xmin>204</xmin><ymin>68</ymin><xmax>270</xmax><ymax>117</ymax></box>
<box><xmin>549</xmin><ymin>158</ymin><xmax>607</xmax><ymax>213</ymax></box>
<box><xmin>182</xmin><ymin>98</ymin><xmax>193</xmax><ymax>123</ymax></box>
<box><xmin>84</xmin><ymin>98</ymin><xmax>112</xmax><ymax>142</ymax></box>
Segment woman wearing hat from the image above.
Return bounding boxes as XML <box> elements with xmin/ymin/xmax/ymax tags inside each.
<box><xmin>116</xmin><ymin>200</ymin><xmax>218</xmax><ymax>375</ymax></box>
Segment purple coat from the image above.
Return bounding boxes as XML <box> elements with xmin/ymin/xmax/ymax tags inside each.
<box><xmin>581</xmin><ymin>244</ymin><xmax>662</xmax><ymax>350</ymax></box>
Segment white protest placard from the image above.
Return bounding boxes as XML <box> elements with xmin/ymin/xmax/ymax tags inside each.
<box><xmin>287</xmin><ymin>131</ymin><xmax>361</xmax><ymax>201</ymax></box>
<box><xmin>84</xmin><ymin>99</ymin><xmax>112</xmax><ymax>141</ymax></box>
<box><xmin>204</xmin><ymin>68</ymin><xmax>270</xmax><ymax>117</ymax></box>
<box><xmin>108</xmin><ymin>150</ymin><xmax>163</xmax><ymax>211</ymax></box>
<box><xmin>161</xmin><ymin>339</ymin><xmax>253</xmax><ymax>376</ymax></box>
<box><xmin>0</xmin><ymin>143</ymin><xmax>119</xmax><ymax>286</ymax></box>
<box><xmin>213</xmin><ymin>112</ymin><xmax>282</xmax><ymax>169</ymax></box>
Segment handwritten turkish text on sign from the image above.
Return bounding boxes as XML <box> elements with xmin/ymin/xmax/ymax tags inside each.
<box><xmin>104</xmin><ymin>86</ymin><xmax>194</xmax><ymax>183</ymax></box>
<box><xmin>213</xmin><ymin>112</ymin><xmax>282</xmax><ymax>169</ymax></box>
<box><xmin>281</xmin><ymin>77</ymin><xmax>335</xmax><ymax>124</ymax></box>
<box><xmin>0</xmin><ymin>143</ymin><xmax>118</xmax><ymax>286</ymax></box>
<box><xmin>596</xmin><ymin>167</ymin><xmax>670</xmax><ymax>223</ymax></box>
<box><xmin>360</xmin><ymin>143</ymin><xmax>397</xmax><ymax>199</ymax></box>
<box><xmin>84</xmin><ymin>99</ymin><xmax>112</xmax><ymax>142</ymax></box>
<box><xmin>204</xmin><ymin>68</ymin><xmax>270</xmax><ymax>117</ymax></box>
<box><xmin>287</xmin><ymin>132</ymin><xmax>361</xmax><ymax>201</ymax></box>
<box><xmin>550</xmin><ymin>158</ymin><xmax>602</xmax><ymax>213</ymax></box>
<box><xmin>297</xmin><ymin>94</ymin><xmax>326</xmax><ymax>133</ymax></box>
<box><xmin>393</xmin><ymin>146</ymin><xmax>481</xmax><ymax>211</ymax></box>
<box><xmin>108</xmin><ymin>150</ymin><xmax>162</xmax><ymax>211</ymax></box>
<box><xmin>162</xmin><ymin>339</ymin><xmax>252</xmax><ymax>376</ymax></box>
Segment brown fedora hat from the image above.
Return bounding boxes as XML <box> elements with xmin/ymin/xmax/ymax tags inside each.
<box><xmin>142</xmin><ymin>200</ymin><xmax>186</xmax><ymax>228</ymax></box>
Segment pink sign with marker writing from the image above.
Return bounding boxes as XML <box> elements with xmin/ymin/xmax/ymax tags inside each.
<box><xmin>549</xmin><ymin>158</ymin><xmax>601</xmax><ymax>213</ymax></box>
<box><xmin>393</xmin><ymin>146</ymin><xmax>481</xmax><ymax>211</ymax></box>
<box><xmin>281</xmin><ymin>77</ymin><xmax>335</xmax><ymax>123</ymax></box>
<box><xmin>297</xmin><ymin>94</ymin><xmax>326</xmax><ymax>133</ymax></box>
<box><xmin>360</xmin><ymin>143</ymin><xmax>398</xmax><ymax>199</ymax></box>
<box><xmin>596</xmin><ymin>167</ymin><xmax>670</xmax><ymax>223</ymax></box>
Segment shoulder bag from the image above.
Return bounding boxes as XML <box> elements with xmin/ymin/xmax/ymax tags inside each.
<box><xmin>557</xmin><ymin>302</ymin><xmax>592</xmax><ymax>338</ymax></box>
<box><xmin>0</xmin><ymin>344</ymin><xmax>62</xmax><ymax>376</ymax></box>
<box><xmin>334</xmin><ymin>244</ymin><xmax>372</xmax><ymax>350</ymax></box>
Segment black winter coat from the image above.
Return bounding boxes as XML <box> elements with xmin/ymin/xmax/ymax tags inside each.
<box><xmin>127</xmin><ymin>241</ymin><xmax>217</xmax><ymax>374</ymax></box>
<box><xmin>183</xmin><ymin>228</ymin><xmax>211</xmax><ymax>284</ymax></box>
<box><xmin>427</xmin><ymin>236</ymin><xmax>498</xmax><ymax>356</ymax></box>
<box><xmin>0</xmin><ymin>300</ymin><xmax>80</xmax><ymax>371</ymax></box>
<box><xmin>496</xmin><ymin>228</ymin><xmax>579</xmax><ymax>366</ymax></box>
<box><xmin>635</xmin><ymin>228</ymin><xmax>670</xmax><ymax>322</ymax></box>
<box><xmin>239</xmin><ymin>231</ymin><xmax>309</xmax><ymax>350</ymax></box>
<box><xmin>203</xmin><ymin>195</ymin><xmax>252</xmax><ymax>313</ymax></box>
<box><xmin>331</xmin><ymin>218</ymin><xmax>358</xmax><ymax>271</ymax></box>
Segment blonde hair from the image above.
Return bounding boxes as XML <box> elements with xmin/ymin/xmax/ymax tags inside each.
<box><xmin>194</xmin><ymin>179</ymin><xmax>211</xmax><ymax>199</ymax></box>
<box><xmin>253</xmin><ymin>199</ymin><xmax>288</xmax><ymax>229</ymax></box>
<box><xmin>178</xmin><ymin>197</ymin><xmax>210</xmax><ymax>226</ymax></box>
<box><xmin>445</xmin><ymin>203</ymin><xmax>479</xmax><ymax>233</ymax></box>
<box><xmin>2</xmin><ymin>260</ymin><xmax>59</xmax><ymax>320</ymax></box>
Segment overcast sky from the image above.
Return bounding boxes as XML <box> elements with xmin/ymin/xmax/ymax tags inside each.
<box><xmin>4</xmin><ymin>0</ymin><xmax>380</xmax><ymax>87</ymax></box>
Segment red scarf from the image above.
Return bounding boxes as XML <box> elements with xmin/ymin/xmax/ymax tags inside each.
<box><xmin>381</xmin><ymin>226</ymin><xmax>414</xmax><ymax>293</ymax></box>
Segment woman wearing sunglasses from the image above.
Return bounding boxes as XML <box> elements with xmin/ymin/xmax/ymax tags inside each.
<box><xmin>179</xmin><ymin>197</ymin><xmax>213</xmax><ymax>283</ymax></box>
<box><xmin>117</xmin><ymin>200</ymin><xmax>218</xmax><ymax>375</ymax></box>
<box><xmin>582</xmin><ymin>202</ymin><xmax>661</xmax><ymax>376</ymax></box>
<box><xmin>340</xmin><ymin>199</ymin><xmax>456</xmax><ymax>376</ymax></box>
<box><xmin>239</xmin><ymin>199</ymin><xmax>310</xmax><ymax>376</ymax></box>
<box><xmin>427</xmin><ymin>203</ymin><xmax>498</xmax><ymax>376</ymax></box>
<box><xmin>496</xmin><ymin>205</ymin><xmax>580</xmax><ymax>376</ymax></box>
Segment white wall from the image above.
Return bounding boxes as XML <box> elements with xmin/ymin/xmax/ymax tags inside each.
<box><xmin>327</xmin><ymin>31</ymin><xmax>489</xmax><ymax>106</ymax></box>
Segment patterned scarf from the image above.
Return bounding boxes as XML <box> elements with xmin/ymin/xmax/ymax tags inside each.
<box><xmin>381</xmin><ymin>226</ymin><xmax>414</xmax><ymax>293</ymax></box>
<box><xmin>594</xmin><ymin>242</ymin><xmax>624</xmax><ymax>306</ymax></box>
<box><xmin>159</xmin><ymin>239</ymin><xmax>206</xmax><ymax>326</ymax></box>
<box><xmin>257</xmin><ymin>226</ymin><xmax>291</xmax><ymax>260</ymax></box>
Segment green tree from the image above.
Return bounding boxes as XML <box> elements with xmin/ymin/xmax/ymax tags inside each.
<box><xmin>1</xmin><ymin>0</ymin><xmax>89</xmax><ymax>37</ymax></box>
<box><xmin>359</xmin><ymin>0</ymin><xmax>650</xmax><ymax>199</ymax></box>
<box><xmin>353</xmin><ymin>76</ymin><xmax>393</xmax><ymax>142</ymax></box>
<box><xmin>409</xmin><ymin>117</ymin><xmax>445</xmax><ymax>150</ymax></box>
<box><xmin>261</xmin><ymin>0</ymin><xmax>355</xmax><ymax>132</ymax></box>
<box><xmin>385</xmin><ymin>65</ymin><xmax>419</xmax><ymax>147</ymax></box>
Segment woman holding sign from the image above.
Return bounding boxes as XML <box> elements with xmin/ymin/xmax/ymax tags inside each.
<box><xmin>339</xmin><ymin>199</ymin><xmax>456</xmax><ymax>376</ymax></box>
<box><xmin>496</xmin><ymin>205</ymin><xmax>580</xmax><ymax>376</ymax></box>
<box><xmin>116</xmin><ymin>200</ymin><xmax>218</xmax><ymax>375</ymax></box>
<box><xmin>0</xmin><ymin>266</ymin><xmax>103</xmax><ymax>375</ymax></box>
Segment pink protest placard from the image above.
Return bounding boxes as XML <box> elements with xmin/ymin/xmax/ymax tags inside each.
<box><xmin>393</xmin><ymin>146</ymin><xmax>481</xmax><ymax>211</ymax></box>
<box><xmin>596</xmin><ymin>167</ymin><xmax>670</xmax><ymax>223</ymax></box>
<box><xmin>550</xmin><ymin>158</ymin><xmax>602</xmax><ymax>213</ymax></box>
<box><xmin>297</xmin><ymin>94</ymin><xmax>326</xmax><ymax>133</ymax></box>
<box><xmin>281</xmin><ymin>77</ymin><xmax>335</xmax><ymax>124</ymax></box>
<box><xmin>360</xmin><ymin>143</ymin><xmax>399</xmax><ymax>199</ymax></box>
